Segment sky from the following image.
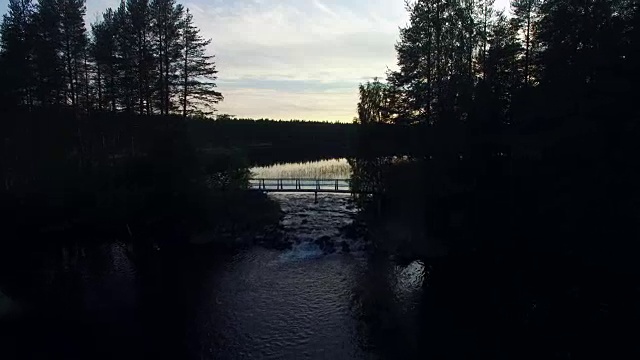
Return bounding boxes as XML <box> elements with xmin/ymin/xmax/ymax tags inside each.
<box><xmin>2</xmin><ymin>0</ymin><xmax>511</xmax><ymax>122</ymax></box>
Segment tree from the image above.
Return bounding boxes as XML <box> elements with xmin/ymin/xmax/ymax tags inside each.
<box><xmin>484</xmin><ymin>11</ymin><xmax>521</xmax><ymax>122</ymax></box>
<box><xmin>58</xmin><ymin>0</ymin><xmax>87</xmax><ymax>109</ymax></box>
<box><xmin>151</xmin><ymin>0</ymin><xmax>183</xmax><ymax>115</ymax></box>
<box><xmin>113</xmin><ymin>0</ymin><xmax>136</xmax><ymax>112</ymax></box>
<box><xmin>475</xmin><ymin>0</ymin><xmax>495</xmax><ymax>79</ymax></box>
<box><xmin>32</xmin><ymin>0</ymin><xmax>64</xmax><ymax>106</ymax></box>
<box><xmin>127</xmin><ymin>0</ymin><xmax>154</xmax><ymax>114</ymax></box>
<box><xmin>91</xmin><ymin>9</ymin><xmax>118</xmax><ymax>111</ymax></box>
<box><xmin>389</xmin><ymin>0</ymin><xmax>477</xmax><ymax>125</ymax></box>
<box><xmin>179</xmin><ymin>9</ymin><xmax>223</xmax><ymax>118</ymax></box>
<box><xmin>1</xmin><ymin>0</ymin><xmax>224</xmax><ymax>117</ymax></box>
<box><xmin>356</xmin><ymin>78</ymin><xmax>391</xmax><ymax>124</ymax></box>
<box><xmin>0</xmin><ymin>0</ymin><xmax>35</xmax><ymax>109</ymax></box>
<box><xmin>510</xmin><ymin>0</ymin><xmax>539</xmax><ymax>88</ymax></box>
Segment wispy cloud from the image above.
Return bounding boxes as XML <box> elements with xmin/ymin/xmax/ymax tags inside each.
<box><xmin>189</xmin><ymin>0</ymin><xmax>409</xmax><ymax>120</ymax></box>
<box><xmin>312</xmin><ymin>0</ymin><xmax>338</xmax><ymax>18</ymax></box>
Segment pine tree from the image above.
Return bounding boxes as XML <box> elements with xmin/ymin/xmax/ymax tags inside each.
<box><xmin>475</xmin><ymin>0</ymin><xmax>495</xmax><ymax>79</ymax></box>
<box><xmin>389</xmin><ymin>0</ymin><xmax>474</xmax><ymax>124</ymax></box>
<box><xmin>32</xmin><ymin>0</ymin><xmax>64</xmax><ymax>106</ymax></box>
<box><xmin>485</xmin><ymin>11</ymin><xmax>521</xmax><ymax>121</ymax></box>
<box><xmin>91</xmin><ymin>9</ymin><xmax>118</xmax><ymax>112</ymax></box>
<box><xmin>179</xmin><ymin>9</ymin><xmax>223</xmax><ymax>118</ymax></box>
<box><xmin>0</xmin><ymin>0</ymin><xmax>36</xmax><ymax>109</ymax></box>
<box><xmin>511</xmin><ymin>0</ymin><xmax>539</xmax><ymax>88</ymax></box>
<box><xmin>59</xmin><ymin>0</ymin><xmax>87</xmax><ymax>109</ymax></box>
<box><xmin>114</xmin><ymin>0</ymin><xmax>136</xmax><ymax>112</ymax></box>
<box><xmin>151</xmin><ymin>0</ymin><xmax>183</xmax><ymax>114</ymax></box>
<box><xmin>127</xmin><ymin>0</ymin><xmax>154</xmax><ymax>114</ymax></box>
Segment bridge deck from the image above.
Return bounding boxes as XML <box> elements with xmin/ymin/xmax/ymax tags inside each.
<box><xmin>249</xmin><ymin>178</ymin><xmax>370</xmax><ymax>194</ymax></box>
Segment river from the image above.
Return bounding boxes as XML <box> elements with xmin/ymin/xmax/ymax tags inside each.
<box><xmin>0</xmin><ymin>159</ymin><xmax>439</xmax><ymax>360</ymax></box>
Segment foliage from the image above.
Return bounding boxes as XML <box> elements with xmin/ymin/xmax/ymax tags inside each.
<box><xmin>0</xmin><ymin>109</ymin><xmax>258</xmax><ymax>244</ymax></box>
<box><xmin>0</xmin><ymin>0</ymin><xmax>221</xmax><ymax>116</ymax></box>
<box><xmin>179</xmin><ymin>9</ymin><xmax>223</xmax><ymax>117</ymax></box>
<box><xmin>354</xmin><ymin>0</ymin><xmax>640</xmax><ymax>273</ymax></box>
<box><xmin>355</xmin><ymin>78</ymin><xmax>391</xmax><ymax>124</ymax></box>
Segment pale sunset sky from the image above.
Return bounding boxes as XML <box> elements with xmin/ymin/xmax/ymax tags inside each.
<box><xmin>2</xmin><ymin>0</ymin><xmax>511</xmax><ymax>121</ymax></box>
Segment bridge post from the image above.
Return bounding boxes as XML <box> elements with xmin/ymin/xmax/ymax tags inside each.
<box><xmin>335</xmin><ymin>179</ymin><xmax>338</xmax><ymax>191</ymax></box>
<box><xmin>314</xmin><ymin>191</ymin><xmax>318</xmax><ymax>203</ymax></box>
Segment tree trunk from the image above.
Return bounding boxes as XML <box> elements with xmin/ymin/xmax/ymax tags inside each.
<box><xmin>84</xmin><ymin>52</ymin><xmax>90</xmax><ymax>112</ymax></box>
<box><xmin>158</xmin><ymin>28</ymin><xmax>164</xmax><ymax>115</ymax></box>
<box><xmin>524</xmin><ymin>8</ymin><xmax>531</xmax><ymax>87</ymax></box>
<box><xmin>97</xmin><ymin>65</ymin><xmax>102</xmax><ymax>110</ymax></box>
<box><xmin>182</xmin><ymin>36</ymin><xmax>188</xmax><ymax>118</ymax></box>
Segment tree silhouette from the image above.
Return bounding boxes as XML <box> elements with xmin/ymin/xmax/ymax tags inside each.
<box><xmin>179</xmin><ymin>9</ymin><xmax>223</xmax><ymax>118</ymax></box>
<box><xmin>1</xmin><ymin>0</ymin><xmax>223</xmax><ymax>115</ymax></box>
<box><xmin>0</xmin><ymin>0</ymin><xmax>35</xmax><ymax>109</ymax></box>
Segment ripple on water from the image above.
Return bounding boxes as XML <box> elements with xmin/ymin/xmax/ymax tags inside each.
<box><xmin>278</xmin><ymin>241</ymin><xmax>325</xmax><ymax>262</ymax></box>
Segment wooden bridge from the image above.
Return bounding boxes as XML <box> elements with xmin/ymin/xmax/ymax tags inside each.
<box><xmin>249</xmin><ymin>178</ymin><xmax>370</xmax><ymax>202</ymax></box>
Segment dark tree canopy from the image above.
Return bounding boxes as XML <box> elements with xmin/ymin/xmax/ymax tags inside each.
<box><xmin>0</xmin><ymin>0</ymin><xmax>223</xmax><ymax>116</ymax></box>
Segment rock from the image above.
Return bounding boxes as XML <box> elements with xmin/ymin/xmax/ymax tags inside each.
<box><xmin>340</xmin><ymin>224</ymin><xmax>358</xmax><ymax>240</ymax></box>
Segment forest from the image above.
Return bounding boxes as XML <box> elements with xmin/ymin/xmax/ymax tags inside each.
<box><xmin>346</xmin><ymin>2</ymin><xmax>640</xmax><ymax>355</ymax></box>
<box><xmin>352</xmin><ymin>0</ymin><xmax>640</xmax><ymax>269</ymax></box>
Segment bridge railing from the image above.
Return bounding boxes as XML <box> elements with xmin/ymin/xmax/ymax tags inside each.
<box><xmin>249</xmin><ymin>178</ymin><xmax>351</xmax><ymax>192</ymax></box>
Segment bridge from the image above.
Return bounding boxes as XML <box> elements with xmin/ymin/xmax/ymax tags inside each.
<box><xmin>249</xmin><ymin>178</ymin><xmax>370</xmax><ymax>202</ymax></box>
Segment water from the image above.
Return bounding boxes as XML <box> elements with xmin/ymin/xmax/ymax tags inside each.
<box><xmin>0</xmin><ymin>192</ymin><xmax>431</xmax><ymax>360</ymax></box>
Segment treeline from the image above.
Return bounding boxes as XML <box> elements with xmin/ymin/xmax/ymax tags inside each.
<box><xmin>188</xmin><ymin>116</ymin><xmax>357</xmax><ymax>166</ymax></box>
<box><xmin>358</xmin><ymin>0</ymin><xmax>640</xmax><ymax>153</ymax></box>
<box><xmin>355</xmin><ymin>0</ymin><xmax>640</xmax><ymax>271</ymax></box>
<box><xmin>359</xmin><ymin>0</ymin><xmax>639</xmax><ymax>146</ymax></box>
<box><xmin>0</xmin><ymin>0</ymin><xmax>222</xmax><ymax>116</ymax></box>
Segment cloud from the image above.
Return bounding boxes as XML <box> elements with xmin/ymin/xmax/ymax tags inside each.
<box><xmin>219</xmin><ymin>87</ymin><xmax>358</xmax><ymax>122</ymax></box>
<box><xmin>188</xmin><ymin>0</ymin><xmax>409</xmax><ymax>121</ymax></box>
<box><xmin>312</xmin><ymin>0</ymin><xmax>338</xmax><ymax>18</ymax></box>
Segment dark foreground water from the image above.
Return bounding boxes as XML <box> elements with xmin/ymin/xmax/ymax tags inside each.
<box><xmin>3</xmin><ymin>192</ymin><xmax>638</xmax><ymax>359</ymax></box>
<box><xmin>0</xmin><ymin>193</ymin><xmax>434</xmax><ymax>360</ymax></box>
